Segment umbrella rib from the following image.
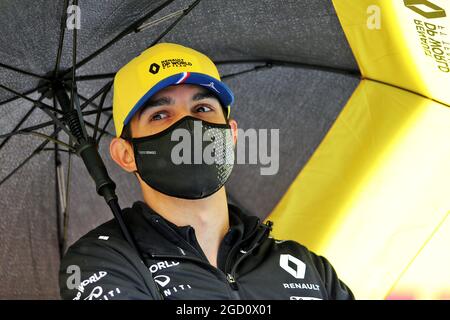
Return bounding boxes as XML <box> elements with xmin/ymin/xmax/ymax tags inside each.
<box><xmin>77</xmin><ymin>93</ymin><xmax>101</xmax><ymax>110</ymax></box>
<box><xmin>62</xmin><ymin>135</ymin><xmax>73</xmax><ymax>255</ymax></box>
<box><xmin>0</xmin><ymin>127</ymin><xmax>63</xmax><ymax>187</ymax></box>
<box><xmin>64</xmin><ymin>73</ymin><xmax>116</xmax><ymax>82</ymax></box>
<box><xmin>7</xmin><ymin>131</ymin><xmax>75</xmax><ymax>151</ymax></box>
<box><xmin>0</xmin><ymin>105</ymin><xmax>36</xmax><ymax>147</ymax></box>
<box><xmin>221</xmin><ymin>63</ymin><xmax>274</xmax><ymax>80</ymax></box>
<box><xmin>136</xmin><ymin>8</ymin><xmax>185</xmax><ymax>32</ymax></box>
<box><xmin>82</xmin><ymin>106</ymin><xmax>112</xmax><ymax>116</ymax></box>
<box><xmin>58</xmin><ymin>82</ymin><xmax>116</xmax><ymax>140</ymax></box>
<box><xmin>0</xmin><ymin>62</ymin><xmax>51</xmax><ymax>82</ymax></box>
<box><xmin>0</xmin><ymin>112</ymin><xmax>114</xmax><ymax>141</ymax></box>
<box><xmin>44</xmin><ymin>147</ymin><xmax>75</xmax><ymax>154</ymax></box>
<box><xmin>0</xmin><ymin>89</ymin><xmax>53</xmax><ymax>151</ymax></box>
<box><xmin>70</xmin><ymin>0</ymin><xmax>79</xmax><ymax>114</ymax></box>
<box><xmin>0</xmin><ymin>84</ymin><xmax>76</xmax><ymax>140</ymax></box>
<box><xmin>366</xmin><ymin>77</ymin><xmax>450</xmax><ymax>108</ymax></box>
<box><xmin>85</xmin><ymin>120</ymin><xmax>115</xmax><ymax>139</ymax></box>
<box><xmin>0</xmin><ymin>84</ymin><xmax>62</xmax><ymax>114</ymax></box>
<box><xmin>0</xmin><ymin>115</ymin><xmax>74</xmax><ymax>140</ymax></box>
<box><xmin>60</xmin><ymin>0</ymin><xmax>177</xmax><ymax>78</ymax></box>
<box><xmin>215</xmin><ymin>59</ymin><xmax>360</xmax><ymax>77</ymax></box>
<box><xmin>37</xmin><ymin>107</ymin><xmax>74</xmax><ymax>141</ymax></box>
<box><xmin>0</xmin><ymin>87</ymin><xmax>51</xmax><ymax>152</ymax></box>
<box><xmin>79</xmin><ymin>81</ymin><xmax>114</xmax><ymax>111</ymax></box>
<box><xmin>0</xmin><ymin>83</ymin><xmax>48</xmax><ymax>107</ymax></box>
<box><xmin>96</xmin><ymin>114</ymin><xmax>113</xmax><ymax>144</ymax></box>
<box><xmin>92</xmin><ymin>81</ymin><xmax>113</xmax><ymax>140</ymax></box>
<box><xmin>147</xmin><ymin>0</ymin><xmax>203</xmax><ymax>48</ymax></box>
<box><xmin>53</xmin><ymin>0</ymin><xmax>71</xmax><ymax>78</ymax></box>
<box><xmin>0</xmin><ymin>120</ymin><xmax>57</xmax><ymax>139</ymax></box>
<box><xmin>78</xmin><ymin>94</ymin><xmax>114</xmax><ymax>117</ymax></box>
<box><xmin>53</xmin><ymin>97</ymin><xmax>64</xmax><ymax>259</ymax></box>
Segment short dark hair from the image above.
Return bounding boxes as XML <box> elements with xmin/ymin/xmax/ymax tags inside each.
<box><xmin>120</xmin><ymin>121</ymin><xmax>133</xmax><ymax>141</ymax></box>
<box><xmin>120</xmin><ymin>106</ymin><xmax>229</xmax><ymax>141</ymax></box>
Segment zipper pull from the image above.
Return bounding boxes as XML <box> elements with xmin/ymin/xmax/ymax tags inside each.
<box><xmin>226</xmin><ymin>273</ymin><xmax>238</xmax><ymax>290</ymax></box>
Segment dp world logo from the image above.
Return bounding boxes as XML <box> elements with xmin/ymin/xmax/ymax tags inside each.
<box><xmin>279</xmin><ymin>254</ymin><xmax>306</xmax><ymax>279</ymax></box>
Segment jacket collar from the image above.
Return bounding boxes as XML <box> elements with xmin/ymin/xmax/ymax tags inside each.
<box><xmin>123</xmin><ymin>200</ymin><xmax>263</xmax><ymax>258</ymax></box>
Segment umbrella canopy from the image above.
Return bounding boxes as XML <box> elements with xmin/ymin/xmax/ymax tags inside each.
<box><xmin>0</xmin><ymin>0</ymin><xmax>448</xmax><ymax>300</ymax></box>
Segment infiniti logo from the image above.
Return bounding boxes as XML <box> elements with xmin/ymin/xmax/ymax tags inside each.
<box><xmin>154</xmin><ymin>275</ymin><xmax>171</xmax><ymax>287</ymax></box>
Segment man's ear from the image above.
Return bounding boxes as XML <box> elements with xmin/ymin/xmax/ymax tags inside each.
<box><xmin>109</xmin><ymin>137</ymin><xmax>137</xmax><ymax>173</ymax></box>
<box><xmin>228</xmin><ymin>119</ymin><xmax>238</xmax><ymax>145</ymax></box>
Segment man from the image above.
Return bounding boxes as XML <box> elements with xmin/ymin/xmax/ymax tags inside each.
<box><xmin>59</xmin><ymin>43</ymin><xmax>354</xmax><ymax>300</ymax></box>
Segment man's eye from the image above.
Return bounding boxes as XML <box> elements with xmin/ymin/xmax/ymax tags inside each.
<box><xmin>195</xmin><ymin>104</ymin><xmax>212</xmax><ymax>113</ymax></box>
<box><xmin>151</xmin><ymin>112</ymin><xmax>168</xmax><ymax>121</ymax></box>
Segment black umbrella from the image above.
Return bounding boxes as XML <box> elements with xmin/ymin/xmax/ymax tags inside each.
<box><xmin>0</xmin><ymin>0</ymin><xmax>358</xmax><ymax>298</ymax></box>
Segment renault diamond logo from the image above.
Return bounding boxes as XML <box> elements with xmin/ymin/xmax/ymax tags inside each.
<box><xmin>149</xmin><ymin>63</ymin><xmax>160</xmax><ymax>74</ymax></box>
<box><xmin>280</xmin><ymin>254</ymin><xmax>306</xmax><ymax>279</ymax></box>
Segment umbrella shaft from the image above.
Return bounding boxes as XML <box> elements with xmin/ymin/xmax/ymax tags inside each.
<box><xmin>54</xmin><ymin>84</ymin><xmax>86</xmax><ymax>143</ymax></box>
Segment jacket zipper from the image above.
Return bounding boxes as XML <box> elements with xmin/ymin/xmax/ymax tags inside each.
<box><xmin>150</xmin><ymin>253</ymin><xmax>241</xmax><ymax>299</ymax></box>
<box><xmin>151</xmin><ymin>219</ymin><xmax>243</xmax><ymax>298</ymax></box>
<box><xmin>223</xmin><ymin>219</ymin><xmax>263</xmax><ymax>276</ymax></box>
<box><xmin>150</xmin><ymin>217</ymin><xmax>271</xmax><ymax>300</ymax></box>
<box><xmin>228</xmin><ymin>222</ymin><xmax>272</xmax><ymax>281</ymax></box>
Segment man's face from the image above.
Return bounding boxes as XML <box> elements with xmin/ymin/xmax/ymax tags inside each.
<box><xmin>109</xmin><ymin>83</ymin><xmax>237</xmax><ymax>180</ymax></box>
<box><xmin>129</xmin><ymin>84</ymin><xmax>228</xmax><ymax>138</ymax></box>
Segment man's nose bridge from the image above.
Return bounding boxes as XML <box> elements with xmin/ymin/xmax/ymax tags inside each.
<box><xmin>171</xmin><ymin>100</ymin><xmax>195</xmax><ymax>124</ymax></box>
<box><xmin>167</xmin><ymin>111</ymin><xmax>191</xmax><ymax>131</ymax></box>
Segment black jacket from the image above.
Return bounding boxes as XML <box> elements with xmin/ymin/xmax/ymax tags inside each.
<box><xmin>59</xmin><ymin>201</ymin><xmax>354</xmax><ymax>300</ymax></box>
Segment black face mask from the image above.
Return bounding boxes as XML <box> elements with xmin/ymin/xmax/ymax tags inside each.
<box><xmin>131</xmin><ymin>116</ymin><xmax>235</xmax><ymax>199</ymax></box>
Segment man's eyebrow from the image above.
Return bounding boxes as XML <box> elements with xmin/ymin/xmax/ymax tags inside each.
<box><xmin>137</xmin><ymin>96</ymin><xmax>174</xmax><ymax>120</ymax></box>
<box><xmin>192</xmin><ymin>91</ymin><xmax>219</xmax><ymax>102</ymax></box>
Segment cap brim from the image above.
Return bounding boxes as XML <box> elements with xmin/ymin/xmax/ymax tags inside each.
<box><xmin>124</xmin><ymin>72</ymin><xmax>234</xmax><ymax>127</ymax></box>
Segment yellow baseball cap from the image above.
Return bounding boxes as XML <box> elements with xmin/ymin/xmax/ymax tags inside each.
<box><xmin>113</xmin><ymin>43</ymin><xmax>234</xmax><ymax>137</ymax></box>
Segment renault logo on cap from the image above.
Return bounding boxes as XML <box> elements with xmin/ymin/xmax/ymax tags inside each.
<box><xmin>149</xmin><ymin>63</ymin><xmax>160</xmax><ymax>74</ymax></box>
<box><xmin>280</xmin><ymin>254</ymin><xmax>306</xmax><ymax>279</ymax></box>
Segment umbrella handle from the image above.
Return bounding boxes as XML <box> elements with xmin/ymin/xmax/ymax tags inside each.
<box><xmin>77</xmin><ymin>139</ymin><xmax>116</xmax><ymax>201</ymax></box>
<box><xmin>107</xmin><ymin>198</ymin><xmax>164</xmax><ymax>300</ymax></box>
<box><xmin>76</xmin><ymin>139</ymin><xmax>163</xmax><ymax>300</ymax></box>
<box><xmin>54</xmin><ymin>85</ymin><xmax>163</xmax><ymax>300</ymax></box>
<box><xmin>77</xmin><ymin>140</ymin><xmax>163</xmax><ymax>300</ymax></box>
